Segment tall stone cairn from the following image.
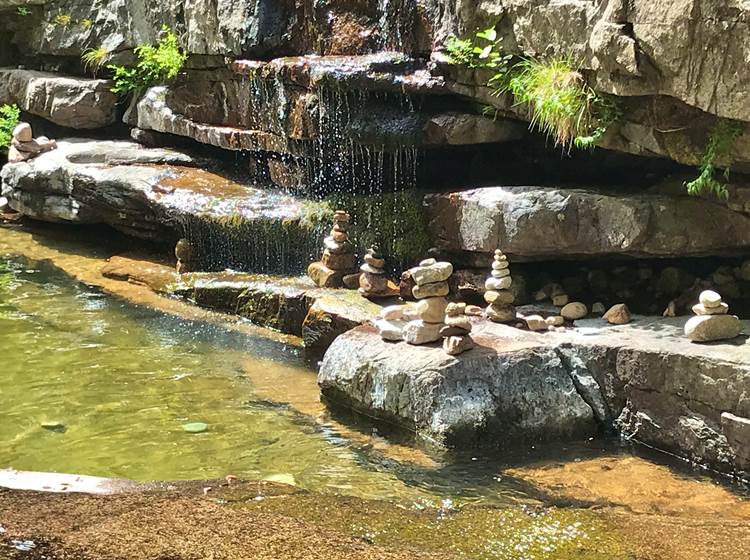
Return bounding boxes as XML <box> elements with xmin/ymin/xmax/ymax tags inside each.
<box><xmin>485</xmin><ymin>249</ymin><xmax>516</xmax><ymax>323</ymax></box>
<box><xmin>441</xmin><ymin>302</ymin><xmax>475</xmax><ymax>355</ymax></box>
<box><xmin>307</xmin><ymin>210</ymin><xmax>356</xmax><ymax>288</ymax></box>
<box><xmin>359</xmin><ymin>246</ymin><xmax>390</xmax><ymax>298</ymax></box>
<box><xmin>402</xmin><ymin>258</ymin><xmax>453</xmax><ymax>345</ymax></box>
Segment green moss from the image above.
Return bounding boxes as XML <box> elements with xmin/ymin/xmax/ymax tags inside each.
<box><xmin>325</xmin><ymin>190</ymin><xmax>430</xmax><ymax>265</ymax></box>
<box><xmin>685</xmin><ymin>118</ymin><xmax>744</xmax><ymax>199</ymax></box>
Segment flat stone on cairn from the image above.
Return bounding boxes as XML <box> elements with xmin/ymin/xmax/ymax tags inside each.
<box><xmin>485</xmin><ymin>249</ymin><xmax>516</xmax><ymax>323</ymax></box>
<box><xmin>359</xmin><ymin>246</ymin><xmax>396</xmax><ymax>298</ymax></box>
<box><xmin>308</xmin><ymin>210</ymin><xmax>356</xmax><ymax>288</ymax></box>
<box><xmin>685</xmin><ymin>290</ymin><xmax>742</xmax><ymax>342</ymax></box>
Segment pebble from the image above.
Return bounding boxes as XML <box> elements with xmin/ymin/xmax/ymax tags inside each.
<box><xmin>183</xmin><ymin>422</ymin><xmax>208</xmax><ymax>433</ymax></box>
<box><xmin>411</xmin><ymin>262</ymin><xmax>453</xmax><ymax>286</ymax></box>
<box><xmin>484</xmin><ymin>290</ymin><xmax>514</xmax><ymax>305</ymax></box>
<box><xmin>415</xmin><ymin>296</ymin><xmax>448</xmax><ymax>323</ymax></box>
<box><xmin>445</xmin><ymin>302</ymin><xmax>466</xmax><ymax>317</ymax></box>
<box><xmin>699</xmin><ymin>290</ymin><xmax>723</xmax><ymax>308</ymax></box>
<box><xmin>440</xmin><ymin>325</ymin><xmax>470</xmax><ymax>337</ymax></box>
<box><xmin>41</xmin><ymin>421</ymin><xmax>66</xmax><ymax>432</ymax></box>
<box><xmin>374</xmin><ymin>318</ymin><xmax>406</xmax><ymax>341</ymax></box>
<box><xmin>412</xmin><ymin>281</ymin><xmax>450</xmax><ymax>299</ymax></box>
<box><xmin>443</xmin><ymin>335</ymin><xmax>475</xmax><ymax>356</ymax></box>
<box><xmin>602</xmin><ymin>303</ymin><xmax>632</xmax><ymax>325</ymax></box>
<box><xmin>485</xmin><ymin>276</ymin><xmax>512</xmax><ymax>291</ymax></box>
<box><xmin>486</xmin><ymin>303</ymin><xmax>516</xmax><ymax>322</ymax></box>
<box><xmin>524</xmin><ymin>315</ymin><xmax>548</xmax><ymax>331</ymax></box>
<box><xmin>403</xmin><ymin>320</ymin><xmax>444</xmax><ymax>345</ymax></box>
<box><xmin>491</xmin><ymin>268</ymin><xmax>510</xmax><ymax>279</ymax></box>
<box><xmin>561</xmin><ymin>302</ymin><xmax>588</xmax><ymax>320</ymax></box>
<box><xmin>465</xmin><ymin>305</ymin><xmax>483</xmax><ymax>316</ymax></box>
<box><xmin>545</xmin><ymin>315</ymin><xmax>564</xmax><ymax>327</ymax></box>
<box><xmin>592</xmin><ymin>302</ymin><xmax>606</xmax><ymax>315</ymax></box>
<box><xmin>419</xmin><ymin>258</ymin><xmax>437</xmax><ymax>267</ymax></box>
<box><xmin>444</xmin><ymin>315</ymin><xmax>472</xmax><ymax>332</ymax></box>
<box><xmin>692</xmin><ymin>302</ymin><xmax>729</xmax><ymax>316</ymax></box>
<box><xmin>492</xmin><ymin>260</ymin><xmax>509</xmax><ymax>270</ymax></box>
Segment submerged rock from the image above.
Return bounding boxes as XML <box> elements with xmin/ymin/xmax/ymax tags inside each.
<box><xmin>182</xmin><ymin>422</ymin><xmax>208</xmax><ymax>433</ymax></box>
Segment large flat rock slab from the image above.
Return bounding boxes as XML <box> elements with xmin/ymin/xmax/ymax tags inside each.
<box><xmin>425</xmin><ymin>186</ymin><xmax>750</xmax><ymax>263</ymax></box>
<box><xmin>318</xmin><ymin>314</ymin><xmax>750</xmax><ymax>477</ymax></box>
<box><xmin>0</xmin><ymin>68</ymin><xmax>118</xmax><ymax>129</ymax></box>
<box><xmin>1</xmin><ymin>139</ymin><xmax>328</xmax><ymax>272</ymax></box>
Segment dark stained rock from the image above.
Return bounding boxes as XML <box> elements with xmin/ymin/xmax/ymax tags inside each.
<box><xmin>318</xmin><ymin>313</ymin><xmax>750</xmax><ymax>477</ymax></box>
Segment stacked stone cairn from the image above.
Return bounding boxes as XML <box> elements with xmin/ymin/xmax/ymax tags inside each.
<box><xmin>8</xmin><ymin>123</ymin><xmax>57</xmax><ymax>163</ymax></box>
<box><xmin>684</xmin><ymin>290</ymin><xmax>742</xmax><ymax>342</ymax></box>
<box><xmin>484</xmin><ymin>249</ymin><xmax>516</xmax><ymax>323</ymax></box>
<box><xmin>441</xmin><ymin>302</ymin><xmax>474</xmax><ymax>355</ymax></box>
<box><xmin>308</xmin><ymin>210</ymin><xmax>356</xmax><ymax>288</ymax></box>
<box><xmin>402</xmin><ymin>258</ymin><xmax>453</xmax><ymax>345</ymax></box>
<box><xmin>359</xmin><ymin>246</ymin><xmax>390</xmax><ymax>298</ymax></box>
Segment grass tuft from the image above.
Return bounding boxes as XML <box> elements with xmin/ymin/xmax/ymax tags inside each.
<box><xmin>685</xmin><ymin>119</ymin><xmax>744</xmax><ymax>199</ymax></box>
<box><xmin>81</xmin><ymin>47</ymin><xmax>109</xmax><ymax>77</ymax></box>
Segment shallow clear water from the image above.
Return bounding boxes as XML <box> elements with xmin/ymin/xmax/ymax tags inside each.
<box><xmin>0</xmin><ymin>256</ymin><xmax>535</xmax><ymax>504</ymax></box>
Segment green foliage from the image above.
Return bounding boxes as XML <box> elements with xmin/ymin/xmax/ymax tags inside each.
<box><xmin>0</xmin><ymin>104</ymin><xmax>21</xmax><ymax>154</ymax></box>
<box><xmin>81</xmin><ymin>47</ymin><xmax>109</xmax><ymax>77</ymax></box>
<box><xmin>54</xmin><ymin>13</ymin><xmax>72</xmax><ymax>27</ymax></box>
<box><xmin>108</xmin><ymin>26</ymin><xmax>187</xmax><ymax>96</ymax></box>
<box><xmin>80</xmin><ymin>18</ymin><xmax>93</xmax><ymax>29</ymax></box>
<box><xmin>445</xmin><ymin>27</ymin><xmax>512</xmax><ymax>71</ymax></box>
<box><xmin>16</xmin><ymin>7</ymin><xmax>31</xmax><ymax>16</ymax></box>
<box><xmin>685</xmin><ymin>119</ymin><xmax>744</xmax><ymax>199</ymax></box>
<box><xmin>498</xmin><ymin>57</ymin><xmax>619</xmax><ymax>151</ymax></box>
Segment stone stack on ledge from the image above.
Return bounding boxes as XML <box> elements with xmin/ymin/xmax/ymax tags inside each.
<box><xmin>441</xmin><ymin>302</ymin><xmax>474</xmax><ymax>355</ymax></box>
<box><xmin>485</xmin><ymin>249</ymin><xmax>516</xmax><ymax>323</ymax></box>
<box><xmin>308</xmin><ymin>210</ymin><xmax>356</xmax><ymax>288</ymax></box>
<box><xmin>403</xmin><ymin>259</ymin><xmax>453</xmax><ymax>345</ymax></box>
<box><xmin>685</xmin><ymin>290</ymin><xmax>743</xmax><ymax>342</ymax></box>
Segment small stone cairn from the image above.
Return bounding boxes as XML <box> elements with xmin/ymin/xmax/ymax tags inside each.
<box><xmin>484</xmin><ymin>249</ymin><xmax>516</xmax><ymax>323</ymax></box>
<box><xmin>403</xmin><ymin>258</ymin><xmax>453</xmax><ymax>345</ymax></box>
<box><xmin>175</xmin><ymin>238</ymin><xmax>197</xmax><ymax>273</ymax></box>
<box><xmin>359</xmin><ymin>246</ymin><xmax>391</xmax><ymax>298</ymax></box>
<box><xmin>8</xmin><ymin>123</ymin><xmax>57</xmax><ymax>163</ymax></box>
<box><xmin>441</xmin><ymin>302</ymin><xmax>474</xmax><ymax>355</ymax></box>
<box><xmin>684</xmin><ymin>290</ymin><xmax>742</xmax><ymax>342</ymax></box>
<box><xmin>307</xmin><ymin>210</ymin><xmax>356</xmax><ymax>288</ymax></box>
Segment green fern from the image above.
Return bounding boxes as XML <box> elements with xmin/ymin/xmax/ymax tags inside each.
<box><xmin>108</xmin><ymin>26</ymin><xmax>187</xmax><ymax>96</ymax></box>
<box><xmin>685</xmin><ymin>119</ymin><xmax>743</xmax><ymax>199</ymax></box>
<box><xmin>0</xmin><ymin>104</ymin><xmax>21</xmax><ymax>154</ymax></box>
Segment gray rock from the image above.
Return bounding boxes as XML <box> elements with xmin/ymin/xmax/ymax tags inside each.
<box><xmin>402</xmin><ymin>320</ymin><xmax>444</xmax><ymax>345</ymax></box>
<box><xmin>561</xmin><ymin>302</ymin><xmax>588</xmax><ymax>321</ymax></box>
<box><xmin>602</xmin><ymin>303</ymin><xmax>632</xmax><ymax>325</ymax></box>
<box><xmin>373</xmin><ymin>319</ymin><xmax>406</xmax><ymax>342</ymax></box>
<box><xmin>692</xmin><ymin>302</ymin><xmax>729</xmax><ymax>316</ymax></box>
<box><xmin>425</xmin><ymin>187</ymin><xmax>750</xmax><ymax>262</ymax></box>
<box><xmin>0</xmin><ymin>69</ymin><xmax>118</xmax><ymax>129</ymax></box>
<box><xmin>443</xmin><ymin>335</ymin><xmax>475</xmax><ymax>356</ymax></box>
<box><xmin>410</xmin><ymin>262</ymin><xmax>453</xmax><ymax>286</ymax></box>
<box><xmin>412</xmin><ymin>281</ymin><xmax>449</xmax><ymax>299</ymax></box>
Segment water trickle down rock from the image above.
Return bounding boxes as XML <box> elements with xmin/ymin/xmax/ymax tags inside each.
<box><xmin>685</xmin><ymin>290</ymin><xmax>743</xmax><ymax>342</ymax></box>
<box><xmin>484</xmin><ymin>249</ymin><xmax>516</xmax><ymax>323</ymax></box>
<box><xmin>308</xmin><ymin>210</ymin><xmax>356</xmax><ymax>288</ymax></box>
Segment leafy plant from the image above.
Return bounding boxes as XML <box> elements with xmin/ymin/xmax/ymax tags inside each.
<box><xmin>497</xmin><ymin>56</ymin><xmax>619</xmax><ymax>151</ymax></box>
<box><xmin>108</xmin><ymin>26</ymin><xmax>187</xmax><ymax>96</ymax></box>
<box><xmin>445</xmin><ymin>27</ymin><xmax>511</xmax><ymax>71</ymax></box>
<box><xmin>81</xmin><ymin>47</ymin><xmax>109</xmax><ymax>77</ymax></box>
<box><xmin>16</xmin><ymin>7</ymin><xmax>31</xmax><ymax>16</ymax></box>
<box><xmin>54</xmin><ymin>13</ymin><xmax>72</xmax><ymax>28</ymax></box>
<box><xmin>0</xmin><ymin>104</ymin><xmax>21</xmax><ymax>154</ymax></box>
<box><xmin>685</xmin><ymin>119</ymin><xmax>744</xmax><ymax>199</ymax></box>
<box><xmin>80</xmin><ymin>18</ymin><xmax>93</xmax><ymax>29</ymax></box>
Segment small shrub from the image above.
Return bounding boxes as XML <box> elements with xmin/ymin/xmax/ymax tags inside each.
<box><xmin>16</xmin><ymin>7</ymin><xmax>31</xmax><ymax>16</ymax></box>
<box><xmin>0</xmin><ymin>104</ymin><xmax>21</xmax><ymax>154</ymax></box>
<box><xmin>81</xmin><ymin>47</ymin><xmax>109</xmax><ymax>77</ymax></box>
<box><xmin>685</xmin><ymin>119</ymin><xmax>744</xmax><ymax>199</ymax></box>
<box><xmin>498</xmin><ymin>56</ymin><xmax>619</xmax><ymax>151</ymax></box>
<box><xmin>445</xmin><ymin>27</ymin><xmax>511</xmax><ymax>71</ymax></box>
<box><xmin>108</xmin><ymin>25</ymin><xmax>187</xmax><ymax>96</ymax></box>
<box><xmin>80</xmin><ymin>18</ymin><xmax>93</xmax><ymax>29</ymax></box>
<box><xmin>54</xmin><ymin>14</ymin><xmax>72</xmax><ymax>28</ymax></box>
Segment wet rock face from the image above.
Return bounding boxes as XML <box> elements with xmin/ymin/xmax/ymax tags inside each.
<box><xmin>425</xmin><ymin>186</ymin><xmax>750</xmax><ymax>262</ymax></box>
<box><xmin>319</xmin><ymin>315</ymin><xmax>750</xmax><ymax>477</ymax></box>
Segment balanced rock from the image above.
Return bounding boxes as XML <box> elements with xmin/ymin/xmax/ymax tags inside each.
<box><xmin>413</xmin><ymin>281</ymin><xmax>449</xmax><ymax>299</ymax></box>
<box><xmin>692</xmin><ymin>302</ymin><xmax>729</xmax><ymax>315</ymax></box>
<box><xmin>443</xmin><ymin>335</ymin><xmax>475</xmax><ymax>356</ymax></box>
<box><xmin>444</xmin><ymin>315</ymin><xmax>472</xmax><ymax>333</ymax></box>
<box><xmin>685</xmin><ymin>314</ymin><xmax>742</xmax><ymax>342</ymax></box>
<box><xmin>524</xmin><ymin>315</ymin><xmax>548</xmax><ymax>331</ymax></box>
<box><xmin>403</xmin><ymin>320</ymin><xmax>443</xmax><ymax>345</ymax></box>
<box><xmin>410</xmin><ymin>261</ymin><xmax>453</xmax><ymax>286</ymax></box>
<box><xmin>465</xmin><ymin>305</ymin><xmax>483</xmax><ymax>316</ymax></box>
<box><xmin>561</xmin><ymin>302</ymin><xmax>588</xmax><ymax>321</ymax></box>
<box><xmin>485</xmin><ymin>276</ymin><xmax>512</xmax><ymax>291</ymax></box>
<box><xmin>416</xmin><ymin>296</ymin><xmax>448</xmax><ymax>323</ymax></box>
<box><xmin>374</xmin><ymin>318</ymin><xmax>406</xmax><ymax>342</ymax></box>
<box><xmin>602</xmin><ymin>303</ymin><xmax>631</xmax><ymax>325</ymax></box>
<box><xmin>307</xmin><ymin>262</ymin><xmax>342</xmax><ymax>288</ymax></box>
<box><xmin>699</xmin><ymin>290</ymin><xmax>723</xmax><ymax>308</ymax></box>
<box><xmin>323</xmin><ymin>250</ymin><xmax>356</xmax><ymax>270</ymax></box>
<box><xmin>7</xmin><ymin>122</ymin><xmax>57</xmax><ymax>163</ymax></box>
<box><xmin>445</xmin><ymin>302</ymin><xmax>466</xmax><ymax>317</ymax></box>
<box><xmin>484</xmin><ymin>290</ymin><xmax>514</xmax><ymax>305</ymax></box>
<box><xmin>359</xmin><ymin>247</ymin><xmax>395</xmax><ymax>299</ymax></box>
<box><xmin>309</xmin><ymin>210</ymin><xmax>356</xmax><ymax>288</ymax></box>
<box><xmin>399</xmin><ymin>270</ymin><xmax>416</xmax><ymax>301</ymax></box>
<box><xmin>485</xmin><ymin>248</ymin><xmax>516</xmax><ymax>323</ymax></box>
<box><xmin>486</xmin><ymin>303</ymin><xmax>516</xmax><ymax>322</ymax></box>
